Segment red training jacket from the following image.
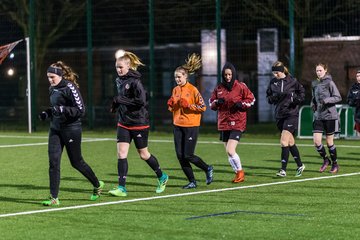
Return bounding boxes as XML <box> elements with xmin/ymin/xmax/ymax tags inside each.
<box><xmin>209</xmin><ymin>81</ymin><xmax>255</xmax><ymax>131</ymax></box>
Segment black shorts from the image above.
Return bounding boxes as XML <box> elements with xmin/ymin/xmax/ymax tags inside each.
<box><xmin>117</xmin><ymin>126</ymin><xmax>149</xmax><ymax>149</ymax></box>
<box><xmin>276</xmin><ymin>116</ymin><xmax>298</xmax><ymax>134</ymax></box>
<box><xmin>220</xmin><ymin>130</ymin><xmax>243</xmax><ymax>142</ymax></box>
<box><xmin>313</xmin><ymin>119</ymin><xmax>340</xmax><ymax>135</ymax></box>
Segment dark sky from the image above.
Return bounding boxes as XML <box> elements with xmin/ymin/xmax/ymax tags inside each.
<box><xmin>0</xmin><ymin>14</ymin><xmax>23</xmax><ymax>44</ymax></box>
<box><xmin>1</xmin><ymin>1</ymin><xmax>360</xmax><ymax>48</ymax></box>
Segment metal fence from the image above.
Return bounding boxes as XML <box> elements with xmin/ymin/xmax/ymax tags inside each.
<box><xmin>1</xmin><ymin>0</ymin><xmax>360</xmax><ymax>131</ymax></box>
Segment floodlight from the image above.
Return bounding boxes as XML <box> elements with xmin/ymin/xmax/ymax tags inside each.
<box><xmin>7</xmin><ymin>68</ymin><xmax>14</xmax><ymax>76</ymax></box>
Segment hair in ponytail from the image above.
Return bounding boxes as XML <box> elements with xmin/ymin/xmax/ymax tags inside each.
<box><xmin>50</xmin><ymin>61</ymin><xmax>80</xmax><ymax>88</ymax></box>
<box><xmin>175</xmin><ymin>53</ymin><xmax>202</xmax><ymax>78</ymax></box>
<box><xmin>116</xmin><ymin>50</ymin><xmax>145</xmax><ymax>70</ymax></box>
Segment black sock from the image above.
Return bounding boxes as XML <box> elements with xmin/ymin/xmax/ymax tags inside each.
<box><xmin>281</xmin><ymin>146</ymin><xmax>290</xmax><ymax>171</ymax></box>
<box><xmin>118</xmin><ymin>158</ymin><xmax>128</xmax><ymax>187</ymax></box>
<box><xmin>315</xmin><ymin>144</ymin><xmax>327</xmax><ymax>160</ymax></box>
<box><xmin>145</xmin><ymin>154</ymin><xmax>163</xmax><ymax>178</ymax></box>
<box><xmin>328</xmin><ymin>145</ymin><xmax>337</xmax><ymax>163</ymax></box>
<box><xmin>289</xmin><ymin>144</ymin><xmax>302</xmax><ymax>167</ymax></box>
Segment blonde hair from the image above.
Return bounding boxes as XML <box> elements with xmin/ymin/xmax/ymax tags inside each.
<box><xmin>175</xmin><ymin>53</ymin><xmax>202</xmax><ymax>78</ymax></box>
<box><xmin>116</xmin><ymin>50</ymin><xmax>145</xmax><ymax>70</ymax></box>
<box><xmin>50</xmin><ymin>61</ymin><xmax>79</xmax><ymax>87</ymax></box>
<box><xmin>272</xmin><ymin>61</ymin><xmax>289</xmax><ymax>75</ymax></box>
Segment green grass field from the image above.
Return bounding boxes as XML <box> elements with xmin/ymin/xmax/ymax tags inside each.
<box><xmin>0</xmin><ymin>130</ymin><xmax>360</xmax><ymax>239</ymax></box>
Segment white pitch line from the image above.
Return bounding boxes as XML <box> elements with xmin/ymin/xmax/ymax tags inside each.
<box><xmin>0</xmin><ymin>142</ymin><xmax>48</xmax><ymax>148</ymax></box>
<box><xmin>0</xmin><ymin>135</ymin><xmax>48</xmax><ymax>139</ymax></box>
<box><xmin>0</xmin><ymin>135</ymin><xmax>359</xmax><ymax>148</ymax></box>
<box><xmin>1</xmin><ymin>172</ymin><xmax>359</xmax><ymax>219</ymax></box>
<box><xmin>0</xmin><ymin>138</ymin><xmax>114</xmax><ymax>148</ymax></box>
<box><xmin>0</xmin><ymin>138</ymin><xmax>359</xmax><ymax>149</ymax></box>
<box><xmin>152</xmin><ymin>139</ymin><xmax>360</xmax><ymax>148</ymax></box>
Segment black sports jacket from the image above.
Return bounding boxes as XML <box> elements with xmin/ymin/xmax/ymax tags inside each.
<box><xmin>47</xmin><ymin>79</ymin><xmax>85</xmax><ymax>130</ymax></box>
<box><xmin>266</xmin><ymin>74</ymin><xmax>305</xmax><ymax>119</ymax></box>
<box><xmin>113</xmin><ymin>69</ymin><xmax>149</xmax><ymax>127</ymax></box>
<box><xmin>347</xmin><ymin>82</ymin><xmax>360</xmax><ymax>123</ymax></box>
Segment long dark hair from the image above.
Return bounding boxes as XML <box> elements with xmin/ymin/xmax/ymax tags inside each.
<box><xmin>50</xmin><ymin>61</ymin><xmax>80</xmax><ymax>88</ymax></box>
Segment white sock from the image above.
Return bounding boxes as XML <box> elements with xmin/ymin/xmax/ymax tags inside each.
<box><xmin>228</xmin><ymin>153</ymin><xmax>242</xmax><ymax>172</ymax></box>
<box><xmin>228</xmin><ymin>156</ymin><xmax>237</xmax><ymax>172</ymax></box>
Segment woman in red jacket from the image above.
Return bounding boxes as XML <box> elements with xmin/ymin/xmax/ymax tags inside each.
<box><xmin>167</xmin><ymin>53</ymin><xmax>213</xmax><ymax>189</ymax></box>
<box><xmin>209</xmin><ymin>62</ymin><xmax>255</xmax><ymax>183</ymax></box>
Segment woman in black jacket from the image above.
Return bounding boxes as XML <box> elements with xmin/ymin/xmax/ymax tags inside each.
<box><xmin>266</xmin><ymin>61</ymin><xmax>305</xmax><ymax>177</ymax></box>
<box><xmin>108</xmin><ymin>50</ymin><xmax>168</xmax><ymax>197</ymax></box>
<box><xmin>38</xmin><ymin>61</ymin><xmax>104</xmax><ymax>206</ymax></box>
<box><xmin>347</xmin><ymin>69</ymin><xmax>360</xmax><ymax>136</ymax></box>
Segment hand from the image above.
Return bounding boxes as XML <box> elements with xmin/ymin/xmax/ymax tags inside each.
<box><xmin>52</xmin><ymin>106</ymin><xmax>64</xmax><ymax>116</ymax></box>
<box><xmin>311</xmin><ymin>104</ymin><xmax>317</xmax><ymax>112</ymax></box>
<box><xmin>348</xmin><ymin>99</ymin><xmax>356</xmax><ymax>107</ymax></box>
<box><xmin>292</xmin><ymin>97</ymin><xmax>301</xmax><ymax>105</ymax></box>
<box><xmin>180</xmin><ymin>98</ymin><xmax>190</xmax><ymax>108</ymax></box>
<box><xmin>277</xmin><ymin>92</ymin><xmax>288</xmax><ymax>100</ymax></box>
<box><xmin>268</xmin><ymin>95</ymin><xmax>280</xmax><ymax>104</ymax></box>
<box><xmin>167</xmin><ymin>97</ymin><xmax>175</xmax><ymax>108</ymax></box>
<box><xmin>110</xmin><ymin>100</ymin><xmax>119</xmax><ymax>113</ymax></box>
<box><xmin>38</xmin><ymin>111</ymin><xmax>48</xmax><ymax>121</ymax></box>
<box><xmin>217</xmin><ymin>98</ymin><xmax>225</xmax><ymax>105</ymax></box>
<box><xmin>234</xmin><ymin>102</ymin><xmax>245</xmax><ymax>111</ymax></box>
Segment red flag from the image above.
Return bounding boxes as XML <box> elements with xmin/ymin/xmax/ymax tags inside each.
<box><xmin>0</xmin><ymin>39</ymin><xmax>22</xmax><ymax>64</ymax></box>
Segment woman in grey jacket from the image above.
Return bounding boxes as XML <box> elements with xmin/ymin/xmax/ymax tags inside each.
<box><xmin>311</xmin><ymin>63</ymin><xmax>342</xmax><ymax>173</ymax></box>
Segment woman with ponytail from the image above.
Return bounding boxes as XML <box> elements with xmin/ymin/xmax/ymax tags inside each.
<box><xmin>38</xmin><ymin>61</ymin><xmax>104</xmax><ymax>206</ymax></box>
<box><xmin>109</xmin><ymin>50</ymin><xmax>169</xmax><ymax>197</ymax></box>
<box><xmin>167</xmin><ymin>53</ymin><xmax>213</xmax><ymax>189</ymax></box>
<box><xmin>266</xmin><ymin>61</ymin><xmax>306</xmax><ymax>177</ymax></box>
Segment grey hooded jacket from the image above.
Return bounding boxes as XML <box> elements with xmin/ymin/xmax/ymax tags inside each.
<box><xmin>311</xmin><ymin>74</ymin><xmax>342</xmax><ymax>120</ymax></box>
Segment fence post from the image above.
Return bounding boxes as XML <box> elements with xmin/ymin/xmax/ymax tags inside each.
<box><xmin>148</xmin><ymin>0</ymin><xmax>155</xmax><ymax>130</ymax></box>
<box><xmin>29</xmin><ymin>0</ymin><xmax>36</xmax><ymax>132</ymax></box>
<box><xmin>216</xmin><ymin>0</ymin><xmax>221</xmax><ymax>84</ymax></box>
<box><xmin>288</xmin><ymin>0</ymin><xmax>295</xmax><ymax>74</ymax></box>
<box><xmin>87</xmin><ymin>0</ymin><xmax>94</xmax><ymax>129</ymax></box>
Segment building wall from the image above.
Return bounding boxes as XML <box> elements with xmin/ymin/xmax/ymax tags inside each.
<box><xmin>302</xmin><ymin>37</ymin><xmax>360</xmax><ymax>102</ymax></box>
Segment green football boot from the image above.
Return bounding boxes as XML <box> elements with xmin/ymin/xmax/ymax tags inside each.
<box><xmin>90</xmin><ymin>180</ymin><xmax>105</xmax><ymax>201</ymax></box>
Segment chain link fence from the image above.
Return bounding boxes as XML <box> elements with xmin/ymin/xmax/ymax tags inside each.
<box><xmin>0</xmin><ymin>0</ymin><xmax>360</xmax><ymax>131</ymax></box>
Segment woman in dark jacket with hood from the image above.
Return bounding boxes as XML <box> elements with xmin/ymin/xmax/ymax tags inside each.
<box><xmin>266</xmin><ymin>61</ymin><xmax>305</xmax><ymax>177</ymax></box>
<box><xmin>209</xmin><ymin>62</ymin><xmax>255</xmax><ymax>183</ymax></box>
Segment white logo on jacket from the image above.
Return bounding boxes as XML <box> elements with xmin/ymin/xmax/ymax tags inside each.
<box><xmin>67</xmin><ymin>83</ymin><xmax>83</xmax><ymax>110</ymax></box>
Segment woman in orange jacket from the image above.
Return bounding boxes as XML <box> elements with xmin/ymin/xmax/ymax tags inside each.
<box><xmin>167</xmin><ymin>53</ymin><xmax>213</xmax><ymax>189</ymax></box>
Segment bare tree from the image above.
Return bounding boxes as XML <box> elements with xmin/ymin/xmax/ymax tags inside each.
<box><xmin>0</xmin><ymin>0</ymin><xmax>86</xmax><ymax>98</ymax></box>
